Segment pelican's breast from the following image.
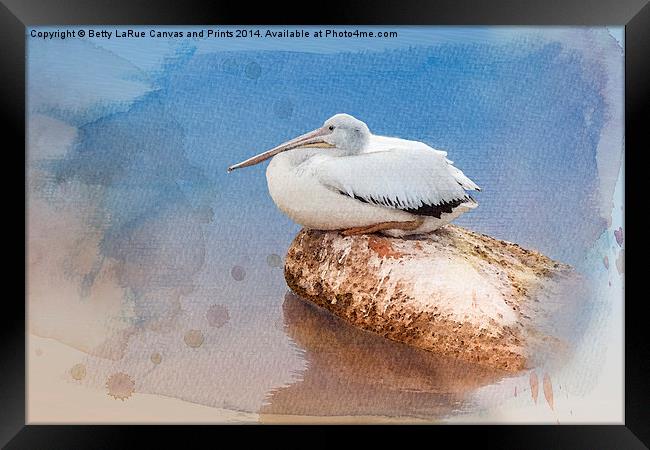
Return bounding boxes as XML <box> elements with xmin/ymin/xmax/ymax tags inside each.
<box><xmin>266</xmin><ymin>150</ymin><xmax>327</xmax><ymax>225</ymax></box>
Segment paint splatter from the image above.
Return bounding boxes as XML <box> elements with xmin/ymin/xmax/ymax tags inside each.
<box><xmin>530</xmin><ymin>371</ymin><xmax>539</xmax><ymax>404</ymax></box>
<box><xmin>614</xmin><ymin>227</ymin><xmax>624</xmax><ymax>247</ymax></box>
<box><xmin>266</xmin><ymin>253</ymin><xmax>282</xmax><ymax>268</ymax></box>
<box><xmin>151</xmin><ymin>352</ymin><xmax>162</xmax><ymax>365</ymax></box>
<box><xmin>184</xmin><ymin>329</ymin><xmax>205</xmax><ymax>348</ymax></box>
<box><xmin>616</xmin><ymin>249</ymin><xmax>624</xmax><ymax>275</ymax></box>
<box><xmin>106</xmin><ymin>372</ymin><xmax>135</xmax><ymax>400</ymax></box>
<box><xmin>603</xmin><ymin>255</ymin><xmax>609</xmax><ymax>269</ymax></box>
<box><xmin>273</xmin><ymin>99</ymin><xmax>294</xmax><ymax>119</ymax></box>
<box><xmin>70</xmin><ymin>363</ymin><xmax>86</xmax><ymax>380</ymax></box>
<box><xmin>245</xmin><ymin>61</ymin><xmax>262</xmax><ymax>79</ymax></box>
<box><xmin>206</xmin><ymin>304</ymin><xmax>229</xmax><ymax>328</ymax></box>
<box><xmin>221</xmin><ymin>58</ymin><xmax>240</xmax><ymax>75</ymax></box>
<box><xmin>197</xmin><ymin>205</ymin><xmax>214</xmax><ymax>224</ymax></box>
<box><xmin>231</xmin><ymin>265</ymin><xmax>246</xmax><ymax>281</ymax></box>
<box><xmin>543</xmin><ymin>373</ymin><xmax>554</xmax><ymax>410</ymax></box>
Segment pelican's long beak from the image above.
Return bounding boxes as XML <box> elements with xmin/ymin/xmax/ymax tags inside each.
<box><xmin>227</xmin><ymin>127</ymin><xmax>334</xmax><ymax>172</ymax></box>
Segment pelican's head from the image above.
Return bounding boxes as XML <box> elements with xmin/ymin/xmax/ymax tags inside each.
<box><xmin>321</xmin><ymin>114</ymin><xmax>370</xmax><ymax>153</ymax></box>
<box><xmin>227</xmin><ymin>113</ymin><xmax>370</xmax><ymax>172</ymax></box>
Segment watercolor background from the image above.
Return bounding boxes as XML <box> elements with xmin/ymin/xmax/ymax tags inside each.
<box><xmin>27</xmin><ymin>26</ymin><xmax>624</xmax><ymax>423</ymax></box>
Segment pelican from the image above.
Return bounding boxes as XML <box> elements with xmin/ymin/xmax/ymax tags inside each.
<box><xmin>227</xmin><ymin>114</ymin><xmax>480</xmax><ymax>237</ymax></box>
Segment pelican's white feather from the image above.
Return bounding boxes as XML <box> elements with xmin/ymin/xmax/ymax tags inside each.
<box><xmin>447</xmin><ymin>164</ymin><xmax>481</xmax><ymax>191</ymax></box>
<box><xmin>367</xmin><ymin>136</ymin><xmax>480</xmax><ymax>192</ymax></box>
<box><xmin>367</xmin><ymin>135</ymin><xmax>448</xmax><ymax>157</ymax></box>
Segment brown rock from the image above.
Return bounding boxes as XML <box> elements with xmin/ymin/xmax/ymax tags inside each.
<box><xmin>284</xmin><ymin>225</ymin><xmax>586</xmax><ymax>372</ymax></box>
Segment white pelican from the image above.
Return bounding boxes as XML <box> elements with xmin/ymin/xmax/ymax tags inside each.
<box><xmin>228</xmin><ymin>114</ymin><xmax>480</xmax><ymax>237</ymax></box>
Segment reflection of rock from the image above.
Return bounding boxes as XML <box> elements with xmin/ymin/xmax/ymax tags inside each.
<box><xmin>284</xmin><ymin>226</ymin><xmax>585</xmax><ymax>372</ymax></box>
<box><xmin>260</xmin><ymin>293</ymin><xmax>507</xmax><ymax>420</ymax></box>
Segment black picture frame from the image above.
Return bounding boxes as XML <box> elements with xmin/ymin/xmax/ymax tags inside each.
<box><xmin>3</xmin><ymin>0</ymin><xmax>646</xmax><ymax>447</ymax></box>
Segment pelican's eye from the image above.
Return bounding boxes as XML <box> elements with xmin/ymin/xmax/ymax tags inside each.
<box><xmin>328</xmin><ymin>125</ymin><xmax>335</xmax><ymax>131</ymax></box>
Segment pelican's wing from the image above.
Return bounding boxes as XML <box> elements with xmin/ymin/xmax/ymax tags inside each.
<box><xmin>316</xmin><ymin>147</ymin><xmax>479</xmax><ymax>218</ymax></box>
<box><xmin>368</xmin><ymin>136</ymin><xmax>480</xmax><ymax>191</ymax></box>
<box><xmin>369</xmin><ymin>135</ymin><xmax>448</xmax><ymax>158</ymax></box>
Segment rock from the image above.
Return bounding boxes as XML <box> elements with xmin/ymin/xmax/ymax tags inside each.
<box><xmin>284</xmin><ymin>225</ymin><xmax>586</xmax><ymax>372</ymax></box>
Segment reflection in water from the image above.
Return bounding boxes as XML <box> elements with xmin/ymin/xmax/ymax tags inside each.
<box><xmin>261</xmin><ymin>292</ymin><xmax>509</xmax><ymax>420</ymax></box>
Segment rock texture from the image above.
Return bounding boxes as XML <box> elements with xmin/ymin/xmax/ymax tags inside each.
<box><xmin>284</xmin><ymin>225</ymin><xmax>586</xmax><ymax>372</ymax></box>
